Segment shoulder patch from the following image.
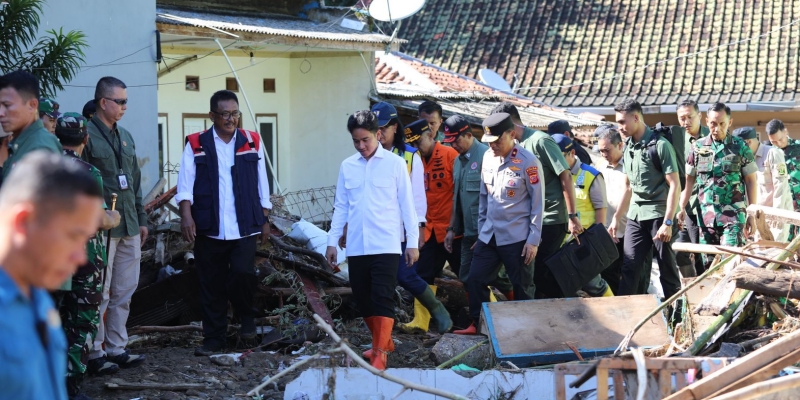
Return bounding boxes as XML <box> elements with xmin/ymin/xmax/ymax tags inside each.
<box><xmin>526</xmin><ymin>166</ymin><xmax>539</xmax><ymax>184</ymax></box>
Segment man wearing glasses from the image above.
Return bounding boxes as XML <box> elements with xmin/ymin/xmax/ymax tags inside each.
<box><xmin>85</xmin><ymin>76</ymin><xmax>148</xmax><ymax>375</ymax></box>
<box><xmin>177</xmin><ymin>90</ymin><xmax>272</xmax><ymax>356</ymax></box>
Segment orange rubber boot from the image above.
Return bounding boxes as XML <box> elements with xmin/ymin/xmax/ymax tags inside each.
<box><xmin>361</xmin><ymin>317</ymin><xmax>375</xmax><ymax>360</ymax></box>
<box><xmin>369</xmin><ymin>316</ymin><xmax>394</xmax><ymax>371</ymax></box>
<box><xmin>453</xmin><ymin>323</ymin><xmax>477</xmax><ymax>335</ymax></box>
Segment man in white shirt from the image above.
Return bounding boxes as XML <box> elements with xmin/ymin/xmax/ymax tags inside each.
<box><xmin>176</xmin><ymin>90</ymin><xmax>272</xmax><ymax>356</ymax></box>
<box><xmin>326</xmin><ymin>110</ymin><xmax>419</xmax><ymax>371</ymax></box>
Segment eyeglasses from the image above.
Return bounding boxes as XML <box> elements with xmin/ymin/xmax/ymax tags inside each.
<box><xmin>211</xmin><ymin>110</ymin><xmax>242</xmax><ymax>120</ymax></box>
<box><xmin>103</xmin><ymin>97</ymin><xmax>128</xmax><ymax>106</ymax></box>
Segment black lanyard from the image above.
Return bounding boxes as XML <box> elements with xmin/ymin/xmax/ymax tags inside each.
<box><xmin>92</xmin><ymin>119</ymin><xmax>124</xmax><ymax>173</ymax></box>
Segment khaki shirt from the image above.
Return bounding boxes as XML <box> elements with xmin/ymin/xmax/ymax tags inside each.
<box><xmin>2</xmin><ymin>120</ymin><xmax>62</xmax><ymax>181</ymax></box>
<box><xmin>478</xmin><ymin>143</ymin><xmax>544</xmax><ymax>246</ymax></box>
<box><xmin>753</xmin><ymin>143</ymin><xmax>772</xmax><ymax>206</ymax></box>
<box><xmin>623</xmin><ymin>127</ymin><xmax>679</xmax><ymax>221</ymax></box>
<box><xmin>85</xmin><ymin>118</ymin><xmax>147</xmax><ymax>238</ymax></box>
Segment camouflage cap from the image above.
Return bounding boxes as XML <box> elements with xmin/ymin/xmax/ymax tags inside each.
<box><xmin>39</xmin><ymin>97</ymin><xmax>60</xmax><ymax>118</ymax></box>
<box><xmin>56</xmin><ymin>112</ymin><xmax>87</xmax><ymax>131</ymax></box>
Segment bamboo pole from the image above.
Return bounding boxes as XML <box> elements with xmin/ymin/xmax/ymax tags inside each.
<box><xmin>681</xmin><ymin>235</ymin><xmax>800</xmax><ymax>356</ymax></box>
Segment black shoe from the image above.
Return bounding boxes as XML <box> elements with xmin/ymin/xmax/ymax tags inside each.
<box><xmin>240</xmin><ymin>317</ymin><xmax>256</xmax><ymax>340</ymax></box>
<box><xmin>194</xmin><ymin>343</ymin><xmax>222</xmax><ymax>357</ymax></box>
<box><xmin>86</xmin><ymin>357</ymin><xmax>120</xmax><ymax>376</ymax></box>
<box><xmin>107</xmin><ymin>350</ymin><xmax>145</xmax><ymax>368</ymax></box>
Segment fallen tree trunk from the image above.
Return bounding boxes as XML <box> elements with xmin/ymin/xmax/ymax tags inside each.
<box><xmin>730</xmin><ymin>265</ymin><xmax>800</xmax><ymax>299</ymax></box>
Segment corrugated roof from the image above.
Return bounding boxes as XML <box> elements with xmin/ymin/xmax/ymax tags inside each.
<box><xmin>157</xmin><ymin>7</ymin><xmax>402</xmax><ymax>44</ymax></box>
<box><xmin>390</xmin><ymin>0</ymin><xmax>800</xmax><ymax>108</ymax></box>
<box><xmin>374</xmin><ymin>51</ymin><xmax>604</xmax><ymax>127</ymax></box>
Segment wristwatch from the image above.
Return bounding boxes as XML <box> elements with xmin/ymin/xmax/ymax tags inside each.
<box><xmin>418</xmin><ymin>222</ymin><xmax>426</xmax><ymax>228</ymax></box>
<box><xmin>446</xmin><ymin>226</ymin><xmax>455</xmax><ymax>232</ymax></box>
<box><xmin>568</xmin><ymin>213</ymin><xmax>580</xmax><ymax>219</ymax></box>
<box><xmin>664</xmin><ymin>219</ymin><xmax>673</xmax><ymax>226</ymax></box>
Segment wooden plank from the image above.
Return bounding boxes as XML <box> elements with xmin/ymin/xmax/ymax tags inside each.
<box><xmin>482</xmin><ymin>295</ymin><xmax>669</xmax><ymax>365</ymax></box>
<box><xmin>598</xmin><ymin>358</ymin><xmax>700</xmax><ymax>371</ymax></box>
<box><xmin>694</xmin><ymin>256</ymin><xmax>769</xmax><ymax>316</ymax></box>
<box><xmin>675</xmin><ymin>371</ymin><xmax>687</xmax><ymax>390</ymax></box>
<box><xmin>596</xmin><ymin>367</ymin><xmax>609</xmax><ymax>400</ymax></box>
<box><xmin>555</xmin><ymin>366</ymin><xmax>567</xmax><ymax>400</ymax></box>
<box><xmin>665</xmin><ymin>328</ymin><xmax>800</xmax><ymax>400</ymax></box>
<box><xmin>659</xmin><ymin>370</ymin><xmax>672</xmax><ymax>398</ymax></box>
<box><xmin>613</xmin><ymin>371</ymin><xmax>625</xmax><ymax>400</ymax></box>
<box><xmin>708</xmin><ymin>347</ymin><xmax>800</xmax><ymax>397</ymax></box>
<box><xmin>747</xmin><ymin>204</ymin><xmax>800</xmax><ymax>226</ymax></box>
<box><xmin>672</xmin><ymin>242</ymin><xmax>728</xmax><ymax>255</ymax></box>
<box><xmin>730</xmin><ymin>265</ymin><xmax>800</xmax><ymax>299</ymax></box>
<box><xmin>296</xmin><ymin>272</ymin><xmax>333</xmax><ymax>326</ymax></box>
<box><xmin>709</xmin><ymin>374</ymin><xmax>800</xmax><ymax>400</ymax></box>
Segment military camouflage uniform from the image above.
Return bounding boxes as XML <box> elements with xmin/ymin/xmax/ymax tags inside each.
<box><xmin>686</xmin><ymin>134</ymin><xmax>757</xmax><ymax>265</ymax></box>
<box><xmin>55</xmin><ymin>149</ymin><xmax>107</xmax><ymax>394</ymax></box>
<box><xmin>780</xmin><ymin>139</ymin><xmax>800</xmax><ymax>238</ymax></box>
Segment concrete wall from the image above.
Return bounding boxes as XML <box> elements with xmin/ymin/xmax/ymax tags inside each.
<box><xmin>39</xmin><ymin>0</ymin><xmax>159</xmax><ymax>191</ymax></box>
<box><xmin>157</xmin><ymin>51</ymin><xmax>373</xmax><ymax>193</ymax></box>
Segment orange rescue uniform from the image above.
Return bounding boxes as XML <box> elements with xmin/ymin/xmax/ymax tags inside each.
<box><xmin>422</xmin><ymin>142</ymin><xmax>460</xmax><ymax>242</ymax></box>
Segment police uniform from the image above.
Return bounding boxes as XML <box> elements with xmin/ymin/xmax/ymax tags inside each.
<box><xmin>520</xmin><ymin>126</ymin><xmax>572</xmax><ymax>299</ymax></box>
<box><xmin>446</xmin><ymin>116</ymin><xmax>513</xmax><ymax>293</ymax></box>
<box><xmin>687</xmin><ymin>132</ymin><xmax>757</xmax><ymax>266</ymax></box>
<box><xmin>468</xmin><ymin>113</ymin><xmax>543</xmax><ymax>327</ymax></box>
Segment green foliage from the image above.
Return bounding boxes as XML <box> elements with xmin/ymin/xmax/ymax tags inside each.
<box><xmin>0</xmin><ymin>0</ymin><xmax>87</xmax><ymax>97</ymax></box>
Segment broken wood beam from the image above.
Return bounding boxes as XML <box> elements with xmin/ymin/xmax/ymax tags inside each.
<box><xmin>263</xmin><ymin>252</ymin><xmax>350</xmax><ymax>287</ymax></box>
<box><xmin>667</xmin><ymin>310</ymin><xmax>800</xmax><ymax>399</ymax></box>
<box><xmin>105</xmin><ymin>381</ymin><xmax>207</xmax><ymax>391</ymax></box>
<box><xmin>144</xmin><ymin>185</ymin><xmax>177</xmax><ymax>214</ymax></box>
<box><xmin>747</xmin><ymin>204</ymin><xmax>800</xmax><ymax>226</ymax></box>
<box><xmin>128</xmin><ymin>325</ymin><xmax>203</xmax><ymax>334</ymax></box>
<box><xmin>296</xmin><ymin>271</ymin><xmax>334</xmax><ymax>327</ymax></box>
<box><xmin>715</xmin><ymin>246</ymin><xmax>800</xmax><ymax>269</ymax></box>
<box><xmin>730</xmin><ymin>265</ymin><xmax>800</xmax><ymax>299</ymax></box>
<box><xmin>709</xmin><ymin>373</ymin><xmax>800</xmax><ymax>400</ymax></box>
<box><xmin>671</xmin><ymin>242</ymin><xmax>728</xmax><ymax>255</ymax></box>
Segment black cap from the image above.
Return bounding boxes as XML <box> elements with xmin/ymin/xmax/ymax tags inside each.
<box><xmin>547</xmin><ymin>119</ymin><xmax>572</xmax><ymax>136</ymax></box>
<box><xmin>82</xmin><ymin>99</ymin><xmax>96</xmax><ymax>120</ymax></box>
<box><xmin>443</xmin><ymin>115</ymin><xmax>470</xmax><ymax>143</ymax></box>
<box><xmin>404</xmin><ymin>119</ymin><xmax>430</xmax><ymax>143</ymax></box>
<box><xmin>733</xmin><ymin>126</ymin><xmax>758</xmax><ymax>141</ymax></box>
<box><xmin>481</xmin><ymin>112</ymin><xmax>514</xmax><ymax>143</ymax></box>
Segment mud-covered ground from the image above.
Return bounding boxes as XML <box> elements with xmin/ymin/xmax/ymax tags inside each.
<box><xmin>82</xmin><ymin>320</ymin><xmax>439</xmax><ymax>400</ymax></box>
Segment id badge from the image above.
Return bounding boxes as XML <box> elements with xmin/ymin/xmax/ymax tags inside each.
<box><xmin>117</xmin><ymin>174</ymin><xmax>129</xmax><ymax>190</ymax></box>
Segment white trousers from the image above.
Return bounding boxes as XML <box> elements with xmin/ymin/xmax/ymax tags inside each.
<box><xmin>90</xmin><ymin>234</ymin><xmax>141</xmax><ymax>359</ymax></box>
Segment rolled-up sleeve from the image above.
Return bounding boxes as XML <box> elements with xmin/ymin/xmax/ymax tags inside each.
<box><xmin>175</xmin><ymin>143</ymin><xmax>196</xmax><ymax>204</ymax></box>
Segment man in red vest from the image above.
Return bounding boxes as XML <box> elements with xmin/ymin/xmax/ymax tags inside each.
<box><xmin>176</xmin><ymin>90</ymin><xmax>272</xmax><ymax>356</ymax></box>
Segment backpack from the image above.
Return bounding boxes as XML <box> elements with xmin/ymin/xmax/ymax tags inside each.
<box><xmin>646</xmin><ymin>122</ymin><xmax>685</xmax><ymax>188</ymax></box>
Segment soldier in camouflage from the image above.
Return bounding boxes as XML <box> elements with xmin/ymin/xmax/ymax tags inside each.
<box><xmin>680</xmin><ymin>103</ymin><xmax>758</xmax><ymax>268</ymax></box>
<box><xmin>53</xmin><ymin>112</ymin><xmax>121</xmax><ymax>400</ymax></box>
<box><xmin>766</xmin><ymin>118</ymin><xmax>800</xmax><ymax>238</ymax></box>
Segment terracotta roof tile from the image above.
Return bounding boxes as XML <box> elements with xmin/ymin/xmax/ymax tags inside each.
<box><xmin>391</xmin><ymin>0</ymin><xmax>800</xmax><ymax>107</ymax></box>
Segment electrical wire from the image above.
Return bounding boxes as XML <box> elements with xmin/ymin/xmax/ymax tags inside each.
<box><xmin>513</xmin><ymin>16</ymin><xmax>800</xmax><ymax>92</ymax></box>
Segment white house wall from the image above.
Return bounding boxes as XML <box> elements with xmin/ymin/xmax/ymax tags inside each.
<box><xmin>158</xmin><ymin>51</ymin><xmax>373</xmax><ymax>194</ymax></box>
<box><xmin>287</xmin><ymin>54</ymin><xmax>373</xmax><ymax>191</ymax></box>
<box><xmin>157</xmin><ymin>53</ymin><xmax>291</xmax><ymax>192</ymax></box>
<box><xmin>38</xmin><ymin>0</ymin><xmax>159</xmax><ymax>191</ymax></box>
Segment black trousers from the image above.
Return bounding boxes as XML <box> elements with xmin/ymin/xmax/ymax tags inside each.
<box><xmin>468</xmin><ymin>236</ymin><xmax>532</xmax><ymax>324</ymax></box>
<box><xmin>417</xmin><ymin>231</ymin><xmax>462</xmax><ymax>285</ymax></box>
<box><xmin>601</xmin><ymin>241</ymin><xmax>625</xmax><ymax>294</ymax></box>
<box><xmin>349</xmin><ymin>254</ymin><xmax>398</xmax><ymax>319</ymax></box>
<box><xmin>533</xmin><ymin>223</ymin><xmax>568</xmax><ymax>299</ymax></box>
<box><xmin>195</xmin><ymin>235</ymin><xmax>257</xmax><ymax>347</ymax></box>
<box><xmin>675</xmin><ymin>212</ymin><xmax>704</xmax><ymax>276</ymax></box>
<box><xmin>619</xmin><ymin>217</ymin><xmax>681</xmax><ymax>299</ymax></box>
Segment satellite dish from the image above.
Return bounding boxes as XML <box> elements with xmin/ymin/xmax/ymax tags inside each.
<box><xmin>369</xmin><ymin>0</ymin><xmax>426</xmax><ymax>22</ymax></box>
<box><xmin>479</xmin><ymin>69</ymin><xmax>513</xmax><ymax>92</ymax></box>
